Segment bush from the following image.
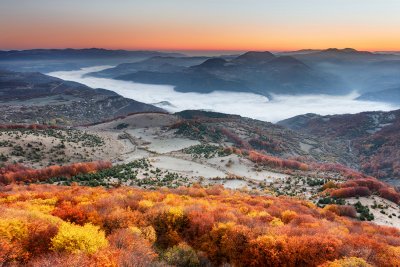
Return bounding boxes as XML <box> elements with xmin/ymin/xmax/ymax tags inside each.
<box><xmin>164</xmin><ymin>242</ymin><xmax>200</xmax><ymax>267</ymax></box>
<box><xmin>324</xmin><ymin>205</ymin><xmax>357</xmax><ymax>218</ymax></box>
<box><xmin>51</xmin><ymin>222</ymin><xmax>108</xmax><ymax>254</ymax></box>
<box><xmin>320</xmin><ymin>257</ymin><xmax>372</xmax><ymax>267</ymax></box>
<box><xmin>281</xmin><ymin>210</ymin><xmax>298</xmax><ymax>223</ymax></box>
<box><xmin>330</xmin><ymin>187</ymin><xmax>371</xmax><ymax>198</ymax></box>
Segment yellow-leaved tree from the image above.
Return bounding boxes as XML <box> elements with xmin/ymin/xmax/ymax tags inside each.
<box><xmin>51</xmin><ymin>222</ymin><xmax>108</xmax><ymax>254</ymax></box>
<box><xmin>319</xmin><ymin>257</ymin><xmax>372</xmax><ymax>267</ymax></box>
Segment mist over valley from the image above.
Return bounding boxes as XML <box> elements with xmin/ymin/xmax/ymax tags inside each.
<box><xmin>48</xmin><ymin>65</ymin><xmax>399</xmax><ymax>122</ymax></box>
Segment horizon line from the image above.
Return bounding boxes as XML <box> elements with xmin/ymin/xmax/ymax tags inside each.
<box><xmin>1</xmin><ymin>47</ymin><xmax>400</xmax><ymax>53</ymax></box>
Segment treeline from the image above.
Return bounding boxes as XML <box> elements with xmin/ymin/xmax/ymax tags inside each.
<box><xmin>246</xmin><ymin>150</ymin><xmax>309</xmax><ymax>171</ymax></box>
<box><xmin>0</xmin><ymin>124</ymin><xmax>61</xmax><ymax>130</ymax></box>
<box><xmin>222</xmin><ymin>147</ymin><xmax>309</xmax><ymax>171</ymax></box>
<box><xmin>329</xmin><ymin>178</ymin><xmax>400</xmax><ymax>204</ymax></box>
<box><xmin>0</xmin><ymin>184</ymin><xmax>399</xmax><ymax>266</ymax></box>
<box><xmin>248</xmin><ymin>138</ymin><xmax>283</xmax><ymax>153</ymax></box>
<box><xmin>0</xmin><ymin>161</ymin><xmax>112</xmax><ymax>185</ymax></box>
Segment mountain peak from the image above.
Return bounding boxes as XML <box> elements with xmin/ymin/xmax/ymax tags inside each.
<box><xmin>323</xmin><ymin>48</ymin><xmax>372</xmax><ymax>55</ymax></box>
<box><xmin>194</xmin><ymin>58</ymin><xmax>227</xmax><ymax>69</ymax></box>
<box><xmin>234</xmin><ymin>51</ymin><xmax>275</xmax><ymax>64</ymax></box>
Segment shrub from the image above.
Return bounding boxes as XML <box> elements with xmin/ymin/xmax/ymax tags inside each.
<box><xmin>320</xmin><ymin>257</ymin><xmax>372</xmax><ymax>267</ymax></box>
<box><xmin>324</xmin><ymin>205</ymin><xmax>357</xmax><ymax>218</ymax></box>
<box><xmin>330</xmin><ymin>187</ymin><xmax>371</xmax><ymax>198</ymax></box>
<box><xmin>164</xmin><ymin>242</ymin><xmax>200</xmax><ymax>267</ymax></box>
<box><xmin>269</xmin><ymin>217</ymin><xmax>284</xmax><ymax>227</ymax></box>
<box><xmin>0</xmin><ymin>218</ymin><xmax>28</xmax><ymax>241</ymax></box>
<box><xmin>51</xmin><ymin>222</ymin><xmax>108</xmax><ymax>254</ymax></box>
<box><xmin>281</xmin><ymin>210</ymin><xmax>298</xmax><ymax>224</ymax></box>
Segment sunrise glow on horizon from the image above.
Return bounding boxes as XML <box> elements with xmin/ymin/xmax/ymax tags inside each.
<box><xmin>1</xmin><ymin>0</ymin><xmax>400</xmax><ymax>51</ymax></box>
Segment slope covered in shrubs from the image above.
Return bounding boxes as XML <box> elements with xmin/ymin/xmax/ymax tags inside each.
<box><xmin>1</xmin><ymin>184</ymin><xmax>399</xmax><ymax>266</ymax></box>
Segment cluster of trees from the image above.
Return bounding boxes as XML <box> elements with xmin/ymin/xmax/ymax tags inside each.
<box><xmin>247</xmin><ymin>150</ymin><xmax>309</xmax><ymax>171</ymax></box>
<box><xmin>171</xmin><ymin>120</ymin><xmax>223</xmax><ymax>142</ymax></box>
<box><xmin>330</xmin><ymin>186</ymin><xmax>372</xmax><ymax>199</ymax></box>
<box><xmin>1</xmin><ymin>184</ymin><xmax>399</xmax><ymax>266</ymax></box>
<box><xmin>329</xmin><ymin>178</ymin><xmax>400</xmax><ymax>204</ymax></box>
<box><xmin>0</xmin><ymin>124</ymin><xmax>60</xmax><ymax>130</ymax></box>
<box><xmin>222</xmin><ymin>147</ymin><xmax>309</xmax><ymax>171</ymax></box>
<box><xmin>223</xmin><ymin>144</ymin><xmax>367</xmax><ymax>176</ymax></box>
<box><xmin>219</xmin><ymin>128</ymin><xmax>252</xmax><ymax>149</ymax></box>
<box><xmin>219</xmin><ymin>128</ymin><xmax>285</xmax><ymax>154</ymax></box>
<box><xmin>248</xmin><ymin>138</ymin><xmax>283</xmax><ymax>153</ymax></box>
<box><xmin>0</xmin><ymin>161</ymin><xmax>112</xmax><ymax>185</ymax></box>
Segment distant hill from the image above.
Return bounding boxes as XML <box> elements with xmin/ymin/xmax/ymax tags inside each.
<box><xmin>192</xmin><ymin>58</ymin><xmax>228</xmax><ymax>69</ymax></box>
<box><xmin>357</xmin><ymin>87</ymin><xmax>400</xmax><ymax>104</ymax></box>
<box><xmin>286</xmin><ymin>48</ymin><xmax>400</xmax><ymax>97</ymax></box>
<box><xmin>0</xmin><ymin>48</ymin><xmax>183</xmax><ymax>61</ymax></box>
<box><xmin>0</xmin><ymin>70</ymin><xmax>164</xmax><ymax>125</ymax></box>
<box><xmin>88</xmin><ymin>56</ymin><xmax>210</xmax><ymax>78</ymax></box>
<box><xmin>232</xmin><ymin>51</ymin><xmax>276</xmax><ymax>64</ymax></box>
<box><xmin>116</xmin><ymin>70</ymin><xmax>250</xmax><ymax>94</ymax></box>
<box><xmin>278</xmin><ymin>109</ymin><xmax>400</xmax><ymax>180</ymax></box>
<box><xmin>170</xmin><ymin>110</ymin><xmax>353</xmax><ymax>165</ymax></box>
<box><xmin>0</xmin><ymin>49</ymin><xmax>185</xmax><ymax>72</ymax></box>
<box><xmin>293</xmin><ymin>48</ymin><xmax>389</xmax><ymax>63</ymax></box>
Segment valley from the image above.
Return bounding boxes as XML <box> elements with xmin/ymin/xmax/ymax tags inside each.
<box><xmin>48</xmin><ymin>65</ymin><xmax>399</xmax><ymax>123</ymax></box>
<box><xmin>2</xmin><ymin>111</ymin><xmax>400</xmax><ymax>229</ymax></box>
<box><xmin>2</xmin><ymin>0</ymin><xmax>400</xmax><ymax>265</ymax></box>
<box><xmin>1</xmin><ymin>49</ymin><xmax>400</xmax><ymax>266</ymax></box>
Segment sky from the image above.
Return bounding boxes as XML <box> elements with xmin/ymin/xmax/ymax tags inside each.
<box><xmin>1</xmin><ymin>0</ymin><xmax>400</xmax><ymax>51</ymax></box>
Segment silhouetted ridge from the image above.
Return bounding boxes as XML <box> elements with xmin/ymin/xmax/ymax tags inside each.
<box><xmin>193</xmin><ymin>58</ymin><xmax>227</xmax><ymax>69</ymax></box>
<box><xmin>321</xmin><ymin>48</ymin><xmax>373</xmax><ymax>55</ymax></box>
<box><xmin>234</xmin><ymin>51</ymin><xmax>276</xmax><ymax>64</ymax></box>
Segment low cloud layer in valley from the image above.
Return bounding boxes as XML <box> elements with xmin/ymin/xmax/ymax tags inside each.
<box><xmin>48</xmin><ymin>66</ymin><xmax>399</xmax><ymax>123</ymax></box>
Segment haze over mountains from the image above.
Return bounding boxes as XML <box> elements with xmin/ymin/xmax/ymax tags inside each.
<box><xmin>49</xmin><ymin>66</ymin><xmax>395</xmax><ymax>123</ymax></box>
<box><xmin>0</xmin><ymin>47</ymin><xmax>398</xmax><ymax>124</ymax></box>
<box><xmin>2</xmin><ymin>48</ymin><xmax>400</xmax><ymax>103</ymax></box>
<box><xmin>84</xmin><ymin>48</ymin><xmax>400</xmax><ymax>100</ymax></box>
<box><xmin>90</xmin><ymin>50</ymin><xmax>346</xmax><ymax>96</ymax></box>
<box><xmin>0</xmin><ymin>48</ymin><xmax>183</xmax><ymax>73</ymax></box>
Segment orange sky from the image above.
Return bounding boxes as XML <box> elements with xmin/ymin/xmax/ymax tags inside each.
<box><xmin>1</xmin><ymin>0</ymin><xmax>400</xmax><ymax>51</ymax></box>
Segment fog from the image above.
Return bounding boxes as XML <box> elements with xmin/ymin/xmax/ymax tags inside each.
<box><xmin>48</xmin><ymin>66</ymin><xmax>399</xmax><ymax>123</ymax></box>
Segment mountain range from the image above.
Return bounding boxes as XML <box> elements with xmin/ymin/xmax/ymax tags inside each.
<box><xmin>2</xmin><ymin>48</ymin><xmax>400</xmax><ymax>103</ymax></box>
<box><xmin>0</xmin><ymin>48</ymin><xmax>183</xmax><ymax>73</ymax></box>
<box><xmin>86</xmin><ymin>48</ymin><xmax>400</xmax><ymax>100</ymax></box>
<box><xmin>91</xmin><ymin>51</ymin><xmax>347</xmax><ymax>96</ymax></box>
